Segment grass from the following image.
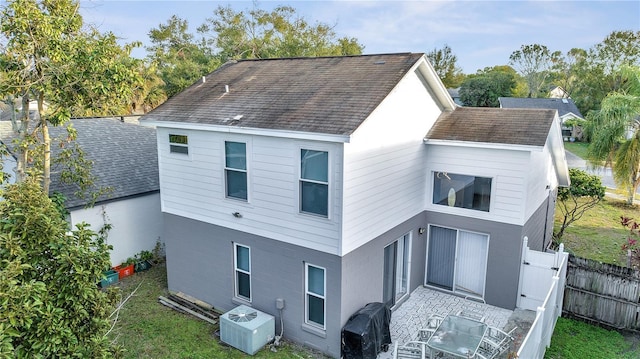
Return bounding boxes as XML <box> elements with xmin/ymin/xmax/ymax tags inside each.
<box><xmin>553</xmin><ymin>197</ymin><xmax>638</xmax><ymax>265</ymax></box>
<box><xmin>563</xmin><ymin>141</ymin><xmax>589</xmax><ymax>159</ymax></box>
<box><xmin>545</xmin><ymin>317</ymin><xmax>640</xmax><ymax>359</ymax></box>
<box><xmin>109</xmin><ymin>264</ymin><xmax>327</xmax><ymax>359</ymax></box>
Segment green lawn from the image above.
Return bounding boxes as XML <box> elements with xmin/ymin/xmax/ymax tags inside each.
<box><xmin>563</xmin><ymin>141</ymin><xmax>589</xmax><ymax>159</ymax></box>
<box><xmin>109</xmin><ymin>264</ymin><xmax>327</xmax><ymax>359</ymax></box>
<box><xmin>545</xmin><ymin>317</ymin><xmax>640</xmax><ymax>359</ymax></box>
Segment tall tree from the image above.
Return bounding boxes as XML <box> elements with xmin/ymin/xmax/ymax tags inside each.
<box><xmin>146</xmin><ymin>15</ymin><xmax>219</xmax><ymax>98</ymax></box>
<box><xmin>509</xmin><ymin>44</ymin><xmax>556</xmax><ymax>98</ymax></box>
<box><xmin>572</xmin><ymin>30</ymin><xmax>640</xmax><ymax>115</ymax></box>
<box><xmin>459</xmin><ymin>66</ymin><xmax>518</xmax><ymax>107</ymax></box>
<box><xmin>198</xmin><ymin>5</ymin><xmax>363</xmax><ymax>62</ymax></box>
<box><xmin>586</xmin><ymin>65</ymin><xmax>640</xmax><ymax>204</ymax></box>
<box><xmin>0</xmin><ymin>0</ymin><xmax>141</xmax><ymax>192</ymax></box>
<box><xmin>0</xmin><ymin>179</ymin><xmax>118</xmax><ymax>357</ymax></box>
<box><xmin>426</xmin><ymin>44</ymin><xmax>464</xmax><ymax>88</ymax></box>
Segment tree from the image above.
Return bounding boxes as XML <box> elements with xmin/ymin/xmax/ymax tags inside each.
<box><xmin>509</xmin><ymin>44</ymin><xmax>556</xmax><ymax>98</ymax></box>
<box><xmin>554</xmin><ymin>168</ymin><xmax>606</xmax><ymax>241</ymax></box>
<box><xmin>459</xmin><ymin>66</ymin><xmax>518</xmax><ymax>107</ymax></box>
<box><xmin>146</xmin><ymin>15</ymin><xmax>219</xmax><ymax>98</ymax></box>
<box><xmin>198</xmin><ymin>5</ymin><xmax>364</xmax><ymax>62</ymax></box>
<box><xmin>426</xmin><ymin>44</ymin><xmax>464</xmax><ymax>88</ymax></box>
<box><xmin>572</xmin><ymin>31</ymin><xmax>640</xmax><ymax>115</ymax></box>
<box><xmin>0</xmin><ymin>179</ymin><xmax>118</xmax><ymax>357</ymax></box>
<box><xmin>0</xmin><ymin>0</ymin><xmax>141</xmax><ymax>193</ymax></box>
<box><xmin>586</xmin><ymin>65</ymin><xmax>640</xmax><ymax>205</ymax></box>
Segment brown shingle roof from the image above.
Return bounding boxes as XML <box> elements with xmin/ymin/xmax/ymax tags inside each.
<box><xmin>426</xmin><ymin>107</ymin><xmax>557</xmax><ymax>146</ymax></box>
<box><xmin>142</xmin><ymin>53</ymin><xmax>424</xmax><ymax>136</ymax></box>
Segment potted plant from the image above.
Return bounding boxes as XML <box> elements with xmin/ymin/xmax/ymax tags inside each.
<box><xmin>134</xmin><ymin>250</ymin><xmax>153</xmax><ymax>272</ymax></box>
<box><xmin>114</xmin><ymin>257</ymin><xmax>136</xmax><ymax>279</ymax></box>
<box><xmin>100</xmin><ymin>269</ymin><xmax>119</xmax><ymax>287</ymax></box>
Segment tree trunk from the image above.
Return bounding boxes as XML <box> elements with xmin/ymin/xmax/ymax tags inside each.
<box><xmin>39</xmin><ymin>95</ymin><xmax>51</xmax><ymax>194</ymax></box>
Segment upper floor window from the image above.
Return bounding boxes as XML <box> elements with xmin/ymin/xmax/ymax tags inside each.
<box><xmin>169</xmin><ymin>134</ymin><xmax>188</xmax><ymax>154</ymax></box>
<box><xmin>300</xmin><ymin>149</ymin><xmax>328</xmax><ymax>217</ymax></box>
<box><xmin>225</xmin><ymin>141</ymin><xmax>247</xmax><ymax>200</ymax></box>
<box><xmin>305</xmin><ymin>263</ymin><xmax>325</xmax><ymax>329</ymax></box>
<box><xmin>234</xmin><ymin>243</ymin><xmax>251</xmax><ymax>301</ymax></box>
<box><xmin>432</xmin><ymin>172</ymin><xmax>492</xmax><ymax>212</ymax></box>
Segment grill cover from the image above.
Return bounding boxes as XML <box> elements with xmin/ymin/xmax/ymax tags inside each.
<box><xmin>341</xmin><ymin>302</ymin><xmax>392</xmax><ymax>359</ymax></box>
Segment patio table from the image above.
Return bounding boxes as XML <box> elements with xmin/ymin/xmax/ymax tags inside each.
<box><xmin>426</xmin><ymin>314</ymin><xmax>488</xmax><ymax>358</ymax></box>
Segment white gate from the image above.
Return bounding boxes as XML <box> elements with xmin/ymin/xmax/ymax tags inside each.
<box><xmin>517</xmin><ymin>237</ymin><xmax>566</xmax><ymax>311</ymax></box>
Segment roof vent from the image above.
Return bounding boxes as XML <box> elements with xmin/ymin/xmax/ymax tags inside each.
<box><xmin>225</xmin><ymin>84</ymin><xmax>230</xmax><ymax>93</ymax></box>
<box><xmin>374</xmin><ymin>60</ymin><xmax>386</xmax><ymax>65</ymax></box>
<box><xmin>562</xmin><ymin>98</ymin><xmax>568</xmax><ymax>104</ymax></box>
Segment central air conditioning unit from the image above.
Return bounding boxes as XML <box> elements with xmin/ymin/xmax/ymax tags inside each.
<box><xmin>220</xmin><ymin>305</ymin><xmax>275</xmax><ymax>355</ymax></box>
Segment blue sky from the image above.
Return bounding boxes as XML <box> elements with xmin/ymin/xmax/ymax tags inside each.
<box><xmin>79</xmin><ymin>0</ymin><xmax>640</xmax><ymax>73</ymax></box>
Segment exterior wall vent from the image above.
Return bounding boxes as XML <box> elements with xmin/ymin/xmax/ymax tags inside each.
<box><xmin>220</xmin><ymin>305</ymin><xmax>275</xmax><ymax>355</ymax></box>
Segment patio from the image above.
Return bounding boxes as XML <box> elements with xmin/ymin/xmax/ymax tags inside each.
<box><xmin>377</xmin><ymin>286</ymin><xmax>535</xmax><ymax>359</ymax></box>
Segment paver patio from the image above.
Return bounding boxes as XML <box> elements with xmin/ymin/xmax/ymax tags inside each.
<box><xmin>378</xmin><ymin>286</ymin><xmax>529</xmax><ymax>359</ymax></box>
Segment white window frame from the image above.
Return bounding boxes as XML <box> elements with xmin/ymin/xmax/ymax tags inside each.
<box><xmin>168</xmin><ymin>133</ymin><xmax>189</xmax><ymax>155</ymax></box>
<box><xmin>224</xmin><ymin>141</ymin><xmax>248</xmax><ymax>201</ymax></box>
<box><xmin>305</xmin><ymin>263</ymin><xmax>326</xmax><ymax>329</ymax></box>
<box><xmin>299</xmin><ymin>148</ymin><xmax>330</xmax><ymax>218</ymax></box>
<box><xmin>233</xmin><ymin>243</ymin><xmax>251</xmax><ymax>302</ymax></box>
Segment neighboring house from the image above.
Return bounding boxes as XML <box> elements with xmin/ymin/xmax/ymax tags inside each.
<box><xmin>447</xmin><ymin>87</ymin><xmax>463</xmax><ymax>106</ymax></box>
<box><xmin>0</xmin><ymin>118</ymin><xmax>162</xmax><ymax>266</ymax></box>
<box><xmin>141</xmin><ymin>53</ymin><xmax>569</xmax><ymax>358</ymax></box>
<box><xmin>549</xmin><ymin>86</ymin><xmax>569</xmax><ymax>99</ymax></box>
<box><xmin>499</xmin><ymin>97</ymin><xmax>585</xmax><ymax>140</ymax></box>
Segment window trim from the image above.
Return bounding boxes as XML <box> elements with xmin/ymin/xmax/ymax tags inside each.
<box><xmin>233</xmin><ymin>243</ymin><xmax>251</xmax><ymax>302</ymax></box>
<box><xmin>304</xmin><ymin>262</ymin><xmax>326</xmax><ymax>329</ymax></box>
<box><xmin>168</xmin><ymin>133</ymin><xmax>189</xmax><ymax>155</ymax></box>
<box><xmin>298</xmin><ymin>148</ymin><xmax>330</xmax><ymax>218</ymax></box>
<box><xmin>431</xmin><ymin>171</ymin><xmax>493</xmax><ymax>212</ymax></box>
<box><xmin>224</xmin><ymin>141</ymin><xmax>248</xmax><ymax>201</ymax></box>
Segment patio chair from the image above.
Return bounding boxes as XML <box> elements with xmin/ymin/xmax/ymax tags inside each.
<box><xmin>476</xmin><ymin>326</ymin><xmax>516</xmax><ymax>359</ymax></box>
<box><xmin>455</xmin><ymin>309</ymin><xmax>486</xmax><ymax>322</ymax></box>
<box><xmin>415</xmin><ymin>314</ymin><xmax>444</xmax><ymax>341</ymax></box>
<box><xmin>393</xmin><ymin>341</ymin><xmax>429</xmax><ymax>359</ymax></box>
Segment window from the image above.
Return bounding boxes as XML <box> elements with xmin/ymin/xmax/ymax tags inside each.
<box><xmin>234</xmin><ymin>244</ymin><xmax>251</xmax><ymax>301</ymax></box>
<box><xmin>169</xmin><ymin>134</ymin><xmax>188</xmax><ymax>154</ymax></box>
<box><xmin>225</xmin><ymin>141</ymin><xmax>247</xmax><ymax>200</ymax></box>
<box><xmin>432</xmin><ymin>172</ymin><xmax>492</xmax><ymax>212</ymax></box>
<box><xmin>300</xmin><ymin>149</ymin><xmax>328</xmax><ymax>216</ymax></box>
<box><xmin>305</xmin><ymin>263</ymin><xmax>325</xmax><ymax>328</ymax></box>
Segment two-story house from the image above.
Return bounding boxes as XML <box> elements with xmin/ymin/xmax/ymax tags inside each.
<box><xmin>141</xmin><ymin>53</ymin><xmax>569</xmax><ymax>358</ymax></box>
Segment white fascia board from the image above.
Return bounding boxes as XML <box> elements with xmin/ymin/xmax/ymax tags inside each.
<box><xmin>141</xmin><ymin>119</ymin><xmax>351</xmax><ymax>143</ymax></box>
<box><xmin>413</xmin><ymin>57</ymin><xmax>457</xmax><ymax>111</ymax></box>
<box><xmin>423</xmin><ymin>139</ymin><xmax>543</xmax><ymax>152</ymax></box>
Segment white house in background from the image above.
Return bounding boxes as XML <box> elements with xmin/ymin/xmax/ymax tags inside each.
<box><xmin>0</xmin><ymin>118</ymin><xmax>162</xmax><ymax>266</ymax></box>
<box><xmin>141</xmin><ymin>53</ymin><xmax>569</xmax><ymax>358</ymax></box>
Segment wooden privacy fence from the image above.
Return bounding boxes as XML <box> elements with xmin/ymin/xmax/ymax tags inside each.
<box><xmin>563</xmin><ymin>255</ymin><xmax>640</xmax><ymax>331</ymax></box>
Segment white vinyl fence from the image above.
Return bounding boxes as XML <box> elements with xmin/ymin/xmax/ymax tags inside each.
<box><xmin>516</xmin><ymin>238</ymin><xmax>568</xmax><ymax>359</ymax></box>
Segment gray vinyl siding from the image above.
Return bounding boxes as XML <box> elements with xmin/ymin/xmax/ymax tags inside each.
<box><xmin>522</xmin><ymin>189</ymin><xmax>557</xmax><ymax>252</ymax></box>
<box><xmin>424</xmin><ymin>211</ymin><xmax>523</xmax><ymax>310</ymax></box>
<box><xmin>340</xmin><ymin>213</ymin><xmax>427</xmax><ymax>327</ymax></box>
<box><xmin>163</xmin><ymin>213</ymin><xmax>343</xmax><ymax>358</ymax></box>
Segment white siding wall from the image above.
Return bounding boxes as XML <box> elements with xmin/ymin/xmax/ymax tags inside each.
<box><xmin>156</xmin><ymin>128</ymin><xmax>343</xmax><ymax>254</ymax></box>
<box><xmin>525</xmin><ymin>144</ymin><xmax>557</xmax><ymax>220</ymax></box>
<box><xmin>341</xmin><ymin>69</ymin><xmax>442</xmax><ymax>255</ymax></box>
<box><xmin>424</xmin><ymin>145</ymin><xmax>531</xmax><ymax>225</ymax></box>
<box><xmin>70</xmin><ymin>193</ymin><xmax>163</xmax><ymax>266</ymax></box>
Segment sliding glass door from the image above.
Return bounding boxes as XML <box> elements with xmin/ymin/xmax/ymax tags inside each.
<box><xmin>383</xmin><ymin>234</ymin><xmax>410</xmax><ymax>307</ymax></box>
<box><xmin>426</xmin><ymin>226</ymin><xmax>488</xmax><ymax>299</ymax></box>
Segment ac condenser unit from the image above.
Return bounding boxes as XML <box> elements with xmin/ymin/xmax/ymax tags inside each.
<box><xmin>220</xmin><ymin>305</ymin><xmax>275</xmax><ymax>355</ymax></box>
